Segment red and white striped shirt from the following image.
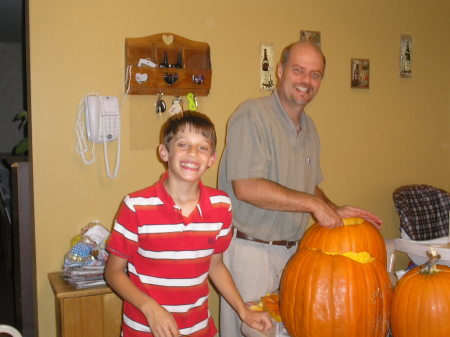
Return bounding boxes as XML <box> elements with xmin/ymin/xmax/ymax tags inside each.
<box><xmin>107</xmin><ymin>172</ymin><xmax>232</xmax><ymax>337</ymax></box>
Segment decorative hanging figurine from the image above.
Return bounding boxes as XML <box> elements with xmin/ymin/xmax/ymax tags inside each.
<box><xmin>186</xmin><ymin>93</ymin><xmax>198</xmax><ymax>111</ymax></box>
<box><xmin>155</xmin><ymin>93</ymin><xmax>166</xmax><ymax>113</ymax></box>
<box><xmin>168</xmin><ymin>96</ymin><xmax>183</xmax><ymax>115</ymax></box>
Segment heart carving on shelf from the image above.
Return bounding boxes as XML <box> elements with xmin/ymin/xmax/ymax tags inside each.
<box><xmin>163</xmin><ymin>72</ymin><xmax>179</xmax><ymax>85</ymax></box>
<box><xmin>162</xmin><ymin>34</ymin><xmax>174</xmax><ymax>45</ymax></box>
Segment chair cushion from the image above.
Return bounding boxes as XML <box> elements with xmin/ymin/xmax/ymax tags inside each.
<box><xmin>393</xmin><ymin>184</ymin><xmax>450</xmax><ymax>240</ymax></box>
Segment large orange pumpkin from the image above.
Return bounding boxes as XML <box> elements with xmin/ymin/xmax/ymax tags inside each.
<box><xmin>390</xmin><ymin>257</ymin><xmax>450</xmax><ymax>337</ymax></box>
<box><xmin>299</xmin><ymin>217</ymin><xmax>387</xmax><ymax>266</ymax></box>
<box><xmin>280</xmin><ymin>248</ymin><xmax>391</xmax><ymax>337</ymax></box>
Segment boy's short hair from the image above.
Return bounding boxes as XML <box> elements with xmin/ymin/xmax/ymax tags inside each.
<box><xmin>160</xmin><ymin>110</ymin><xmax>217</xmax><ymax>152</ymax></box>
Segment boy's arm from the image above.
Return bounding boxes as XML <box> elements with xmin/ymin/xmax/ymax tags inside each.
<box><xmin>104</xmin><ymin>254</ymin><xmax>180</xmax><ymax>337</ymax></box>
<box><xmin>208</xmin><ymin>253</ymin><xmax>272</xmax><ymax>332</ymax></box>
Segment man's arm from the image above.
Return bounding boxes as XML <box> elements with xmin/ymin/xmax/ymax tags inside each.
<box><xmin>232</xmin><ymin>178</ymin><xmax>342</xmax><ymax>227</ymax></box>
<box><xmin>104</xmin><ymin>254</ymin><xmax>180</xmax><ymax>337</ymax></box>
<box><xmin>232</xmin><ymin>179</ymin><xmax>382</xmax><ymax>228</ymax></box>
<box><xmin>208</xmin><ymin>253</ymin><xmax>272</xmax><ymax>332</ymax></box>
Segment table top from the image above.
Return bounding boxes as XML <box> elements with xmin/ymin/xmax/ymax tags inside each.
<box><xmin>48</xmin><ymin>272</ymin><xmax>113</xmax><ymax>299</ymax></box>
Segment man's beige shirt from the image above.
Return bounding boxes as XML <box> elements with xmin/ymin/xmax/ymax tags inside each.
<box><xmin>218</xmin><ymin>90</ymin><xmax>323</xmax><ymax>242</ymax></box>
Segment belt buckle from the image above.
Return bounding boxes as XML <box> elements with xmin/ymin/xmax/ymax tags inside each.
<box><xmin>286</xmin><ymin>241</ymin><xmax>296</xmax><ymax>249</ymax></box>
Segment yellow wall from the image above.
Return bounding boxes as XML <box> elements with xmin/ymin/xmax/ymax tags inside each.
<box><xmin>28</xmin><ymin>0</ymin><xmax>449</xmax><ymax>336</ymax></box>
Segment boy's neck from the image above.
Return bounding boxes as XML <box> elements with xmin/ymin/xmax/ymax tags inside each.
<box><xmin>164</xmin><ymin>177</ymin><xmax>200</xmax><ymax>217</ymax></box>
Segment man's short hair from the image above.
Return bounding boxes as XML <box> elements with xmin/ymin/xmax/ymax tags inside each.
<box><xmin>280</xmin><ymin>41</ymin><xmax>326</xmax><ymax>71</ymax></box>
<box><xmin>160</xmin><ymin>110</ymin><xmax>217</xmax><ymax>151</ymax></box>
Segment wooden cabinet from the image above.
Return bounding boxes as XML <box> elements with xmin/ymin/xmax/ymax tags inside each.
<box><xmin>125</xmin><ymin>33</ymin><xmax>212</xmax><ymax>96</ymax></box>
<box><xmin>48</xmin><ymin>272</ymin><xmax>122</xmax><ymax>337</ymax></box>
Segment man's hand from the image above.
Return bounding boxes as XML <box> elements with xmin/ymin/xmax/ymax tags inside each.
<box><xmin>312</xmin><ymin>187</ymin><xmax>383</xmax><ymax>229</ymax></box>
<box><xmin>311</xmin><ymin>201</ymin><xmax>383</xmax><ymax>229</ymax></box>
<box><xmin>336</xmin><ymin>205</ymin><xmax>383</xmax><ymax>229</ymax></box>
<box><xmin>310</xmin><ymin>196</ymin><xmax>342</xmax><ymax>228</ymax></box>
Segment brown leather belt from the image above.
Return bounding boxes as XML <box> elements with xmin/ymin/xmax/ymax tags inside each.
<box><xmin>236</xmin><ymin>230</ymin><xmax>298</xmax><ymax>249</ymax></box>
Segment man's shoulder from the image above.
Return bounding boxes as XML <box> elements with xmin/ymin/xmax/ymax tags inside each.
<box><xmin>235</xmin><ymin>94</ymin><xmax>273</xmax><ymax>112</ymax></box>
<box><xmin>230</xmin><ymin>94</ymin><xmax>275</xmax><ymax>122</ymax></box>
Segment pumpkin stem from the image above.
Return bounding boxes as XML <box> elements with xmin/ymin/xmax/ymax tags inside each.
<box><xmin>420</xmin><ymin>247</ymin><xmax>441</xmax><ymax>274</ymax></box>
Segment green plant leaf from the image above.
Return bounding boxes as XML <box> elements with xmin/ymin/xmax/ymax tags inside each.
<box><xmin>14</xmin><ymin>137</ymin><xmax>28</xmax><ymax>155</ymax></box>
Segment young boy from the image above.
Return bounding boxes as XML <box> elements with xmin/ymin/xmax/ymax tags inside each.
<box><xmin>105</xmin><ymin>111</ymin><xmax>272</xmax><ymax>337</ymax></box>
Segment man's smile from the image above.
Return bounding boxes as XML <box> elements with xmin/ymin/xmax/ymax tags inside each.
<box><xmin>294</xmin><ymin>84</ymin><xmax>310</xmax><ymax>93</ymax></box>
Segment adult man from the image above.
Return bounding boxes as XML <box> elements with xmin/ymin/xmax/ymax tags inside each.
<box><xmin>218</xmin><ymin>41</ymin><xmax>382</xmax><ymax>337</ymax></box>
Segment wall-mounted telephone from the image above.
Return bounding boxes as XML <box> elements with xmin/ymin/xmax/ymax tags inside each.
<box><xmin>75</xmin><ymin>94</ymin><xmax>121</xmax><ymax>179</ymax></box>
<box><xmin>85</xmin><ymin>95</ymin><xmax>120</xmax><ymax>142</ymax></box>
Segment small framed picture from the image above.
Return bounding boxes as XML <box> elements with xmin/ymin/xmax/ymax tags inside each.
<box><xmin>300</xmin><ymin>30</ymin><xmax>321</xmax><ymax>47</ymax></box>
<box><xmin>400</xmin><ymin>34</ymin><xmax>412</xmax><ymax>78</ymax></box>
<box><xmin>259</xmin><ymin>42</ymin><xmax>275</xmax><ymax>91</ymax></box>
<box><xmin>351</xmin><ymin>58</ymin><xmax>370</xmax><ymax>89</ymax></box>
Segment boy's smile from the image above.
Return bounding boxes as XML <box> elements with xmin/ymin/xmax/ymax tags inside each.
<box><xmin>180</xmin><ymin>160</ymin><xmax>201</xmax><ymax>171</ymax></box>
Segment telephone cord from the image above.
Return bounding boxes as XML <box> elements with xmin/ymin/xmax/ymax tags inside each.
<box><xmin>74</xmin><ymin>98</ymin><xmax>95</xmax><ymax>165</ymax></box>
<box><xmin>103</xmin><ymin>122</ymin><xmax>121</xmax><ymax>179</ymax></box>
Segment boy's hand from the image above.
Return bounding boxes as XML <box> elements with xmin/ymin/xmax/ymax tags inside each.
<box><xmin>142</xmin><ymin>301</ymin><xmax>180</xmax><ymax>337</ymax></box>
<box><xmin>104</xmin><ymin>254</ymin><xmax>181</xmax><ymax>336</ymax></box>
<box><xmin>241</xmin><ymin>308</ymin><xmax>273</xmax><ymax>332</ymax></box>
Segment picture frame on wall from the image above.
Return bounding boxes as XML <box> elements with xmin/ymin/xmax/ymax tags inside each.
<box><xmin>400</xmin><ymin>34</ymin><xmax>412</xmax><ymax>78</ymax></box>
<box><xmin>300</xmin><ymin>30</ymin><xmax>321</xmax><ymax>47</ymax></box>
<box><xmin>259</xmin><ymin>42</ymin><xmax>275</xmax><ymax>91</ymax></box>
<box><xmin>351</xmin><ymin>58</ymin><xmax>370</xmax><ymax>89</ymax></box>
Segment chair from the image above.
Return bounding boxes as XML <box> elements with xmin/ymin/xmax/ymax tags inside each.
<box><xmin>0</xmin><ymin>325</ymin><xmax>22</xmax><ymax>337</ymax></box>
<box><xmin>393</xmin><ymin>184</ymin><xmax>450</xmax><ymax>241</ymax></box>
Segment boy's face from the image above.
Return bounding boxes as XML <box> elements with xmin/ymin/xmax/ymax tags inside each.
<box><xmin>159</xmin><ymin>128</ymin><xmax>216</xmax><ymax>184</ymax></box>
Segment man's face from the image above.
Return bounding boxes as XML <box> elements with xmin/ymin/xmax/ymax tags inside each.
<box><xmin>277</xmin><ymin>43</ymin><xmax>325</xmax><ymax>108</ymax></box>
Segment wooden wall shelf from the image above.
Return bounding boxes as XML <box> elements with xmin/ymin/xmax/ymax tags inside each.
<box><xmin>125</xmin><ymin>33</ymin><xmax>212</xmax><ymax>96</ymax></box>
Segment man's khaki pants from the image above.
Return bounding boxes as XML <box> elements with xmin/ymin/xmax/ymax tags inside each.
<box><xmin>219</xmin><ymin>236</ymin><xmax>296</xmax><ymax>337</ymax></box>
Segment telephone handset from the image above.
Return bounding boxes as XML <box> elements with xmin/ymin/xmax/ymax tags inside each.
<box><xmin>75</xmin><ymin>94</ymin><xmax>121</xmax><ymax>179</ymax></box>
<box><xmin>85</xmin><ymin>95</ymin><xmax>120</xmax><ymax>142</ymax></box>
